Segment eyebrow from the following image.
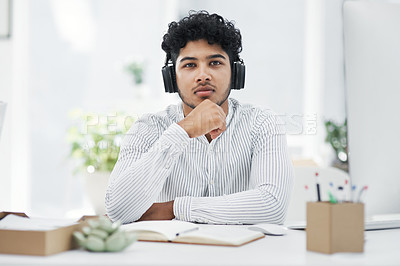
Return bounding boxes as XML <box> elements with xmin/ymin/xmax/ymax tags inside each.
<box><xmin>179</xmin><ymin>54</ymin><xmax>227</xmax><ymax>63</ymax></box>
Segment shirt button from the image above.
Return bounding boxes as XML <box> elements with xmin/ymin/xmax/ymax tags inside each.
<box><xmin>209</xmin><ymin>180</ymin><xmax>214</xmax><ymax>185</ymax></box>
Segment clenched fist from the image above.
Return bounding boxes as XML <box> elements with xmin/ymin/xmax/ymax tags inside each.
<box><xmin>178</xmin><ymin>99</ymin><xmax>227</xmax><ymax>140</ymax></box>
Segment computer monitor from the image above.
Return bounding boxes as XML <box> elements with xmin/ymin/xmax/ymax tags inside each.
<box><xmin>0</xmin><ymin>102</ymin><xmax>6</xmax><ymax>140</ymax></box>
<box><xmin>344</xmin><ymin>1</ymin><xmax>400</xmax><ymax>216</ymax></box>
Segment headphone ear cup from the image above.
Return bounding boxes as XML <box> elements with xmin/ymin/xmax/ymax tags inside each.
<box><xmin>162</xmin><ymin>65</ymin><xmax>178</xmax><ymax>93</ymax></box>
<box><xmin>231</xmin><ymin>61</ymin><xmax>246</xmax><ymax>90</ymax></box>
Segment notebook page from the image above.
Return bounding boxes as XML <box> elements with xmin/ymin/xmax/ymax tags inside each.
<box><xmin>122</xmin><ymin>220</ymin><xmax>199</xmax><ymax>241</ymax></box>
<box><xmin>179</xmin><ymin>224</ymin><xmax>264</xmax><ymax>246</ymax></box>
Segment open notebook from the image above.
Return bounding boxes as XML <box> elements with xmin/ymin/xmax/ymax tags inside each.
<box><xmin>122</xmin><ymin>220</ymin><xmax>266</xmax><ymax>247</ymax></box>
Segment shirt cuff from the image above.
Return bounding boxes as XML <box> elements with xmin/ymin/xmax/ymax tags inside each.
<box><xmin>173</xmin><ymin>196</ymin><xmax>192</xmax><ymax>222</ymax></box>
<box><xmin>158</xmin><ymin>123</ymin><xmax>190</xmax><ymax>150</ymax></box>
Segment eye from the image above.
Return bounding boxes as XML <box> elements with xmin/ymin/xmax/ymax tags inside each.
<box><xmin>183</xmin><ymin>63</ymin><xmax>196</xmax><ymax>68</ymax></box>
<box><xmin>210</xmin><ymin>61</ymin><xmax>222</xmax><ymax>66</ymax></box>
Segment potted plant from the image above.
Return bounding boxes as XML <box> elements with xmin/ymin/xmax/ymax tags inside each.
<box><xmin>67</xmin><ymin>109</ymin><xmax>135</xmax><ymax>214</ymax></box>
<box><xmin>124</xmin><ymin>60</ymin><xmax>147</xmax><ymax>99</ymax></box>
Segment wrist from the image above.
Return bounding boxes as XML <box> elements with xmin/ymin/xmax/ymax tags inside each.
<box><xmin>177</xmin><ymin>120</ymin><xmax>194</xmax><ymax>138</ymax></box>
<box><xmin>166</xmin><ymin>200</ymin><xmax>175</xmax><ymax>219</ymax></box>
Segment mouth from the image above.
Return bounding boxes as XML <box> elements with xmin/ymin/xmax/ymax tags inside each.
<box><xmin>194</xmin><ymin>85</ymin><xmax>215</xmax><ymax>98</ymax></box>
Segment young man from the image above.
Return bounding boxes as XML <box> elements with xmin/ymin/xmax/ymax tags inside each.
<box><xmin>106</xmin><ymin>11</ymin><xmax>294</xmax><ymax>225</ymax></box>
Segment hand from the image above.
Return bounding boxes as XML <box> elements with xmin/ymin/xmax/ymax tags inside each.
<box><xmin>178</xmin><ymin>99</ymin><xmax>227</xmax><ymax>139</ymax></box>
<box><xmin>138</xmin><ymin>201</ymin><xmax>175</xmax><ymax>221</ymax></box>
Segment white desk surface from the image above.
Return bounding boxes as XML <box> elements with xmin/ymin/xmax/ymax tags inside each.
<box><xmin>0</xmin><ymin>228</ymin><xmax>399</xmax><ymax>266</ymax></box>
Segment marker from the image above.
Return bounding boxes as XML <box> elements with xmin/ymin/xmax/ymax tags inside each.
<box><xmin>315</xmin><ymin>172</ymin><xmax>321</xmax><ymax>201</ymax></box>
<box><xmin>337</xmin><ymin>186</ymin><xmax>345</xmax><ymax>203</ymax></box>
<box><xmin>357</xmin><ymin>186</ymin><xmax>368</xmax><ymax>203</ymax></box>
<box><xmin>329</xmin><ymin>182</ymin><xmax>336</xmax><ymax>200</ymax></box>
<box><xmin>328</xmin><ymin>191</ymin><xmax>338</xmax><ymax>204</ymax></box>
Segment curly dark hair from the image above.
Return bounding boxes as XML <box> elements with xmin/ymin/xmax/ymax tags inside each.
<box><xmin>161</xmin><ymin>11</ymin><xmax>242</xmax><ymax>65</ymax></box>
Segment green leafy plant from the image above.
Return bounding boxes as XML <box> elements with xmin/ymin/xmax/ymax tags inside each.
<box><xmin>67</xmin><ymin>109</ymin><xmax>135</xmax><ymax>174</ymax></box>
<box><xmin>124</xmin><ymin>61</ymin><xmax>144</xmax><ymax>85</ymax></box>
<box><xmin>324</xmin><ymin>119</ymin><xmax>348</xmax><ymax>163</ymax></box>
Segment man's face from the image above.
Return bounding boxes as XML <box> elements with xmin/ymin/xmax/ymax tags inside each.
<box><xmin>175</xmin><ymin>39</ymin><xmax>232</xmax><ymax>113</ymax></box>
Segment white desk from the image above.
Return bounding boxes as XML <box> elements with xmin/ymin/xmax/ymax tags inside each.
<box><xmin>0</xmin><ymin>229</ymin><xmax>399</xmax><ymax>266</ymax></box>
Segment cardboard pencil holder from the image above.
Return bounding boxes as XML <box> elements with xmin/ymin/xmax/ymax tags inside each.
<box><xmin>306</xmin><ymin>202</ymin><xmax>364</xmax><ymax>254</ymax></box>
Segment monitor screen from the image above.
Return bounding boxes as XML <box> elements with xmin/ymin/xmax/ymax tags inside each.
<box><xmin>344</xmin><ymin>1</ymin><xmax>400</xmax><ymax>216</ymax></box>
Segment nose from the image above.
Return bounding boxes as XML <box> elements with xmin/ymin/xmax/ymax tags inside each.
<box><xmin>196</xmin><ymin>65</ymin><xmax>211</xmax><ymax>83</ymax></box>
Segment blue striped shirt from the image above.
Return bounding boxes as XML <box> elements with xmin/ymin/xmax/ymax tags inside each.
<box><xmin>106</xmin><ymin>98</ymin><xmax>294</xmax><ymax>225</ymax></box>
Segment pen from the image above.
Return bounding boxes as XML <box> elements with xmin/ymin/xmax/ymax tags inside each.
<box><xmin>315</xmin><ymin>172</ymin><xmax>321</xmax><ymax>201</ymax></box>
<box><xmin>305</xmin><ymin>185</ymin><xmax>313</xmax><ymax>201</ymax></box>
<box><xmin>357</xmin><ymin>185</ymin><xmax>368</xmax><ymax>203</ymax></box>
<box><xmin>351</xmin><ymin>185</ymin><xmax>357</xmax><ymax>202</ymax></box>
<box><xmin>176</xmin><ymin>227</ymin><xmax>199</xmax><ymax>237</ymax></box>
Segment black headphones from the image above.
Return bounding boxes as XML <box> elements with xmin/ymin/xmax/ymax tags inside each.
<box><xmin>162</xmin><ymin>56</ymin><xmax>246</xmax><ymax>93</ymax></box>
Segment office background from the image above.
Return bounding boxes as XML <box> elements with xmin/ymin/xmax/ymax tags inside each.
<box><xmin>0</xmin><ymin>0</ymin><xmax>394</xmax><ymax>218</ymax></box>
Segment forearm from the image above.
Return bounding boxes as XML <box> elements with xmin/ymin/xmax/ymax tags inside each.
<box><xmin>138</xmin><ymin>201</ymin><xmax>175</xmax><ymax>221</ymax></box>
<box><xmin>174</xmin><ymin>185</ymin><xmax>291</xmax><ymax>225</ymax></box>
<box><xmin>106</xmin><ymin>123</ymin><xmax>189</xmax><ymax>223</ymax></box>
<box><xmin>106</xmin><ymin>152</ymin><xmax>172</xmax><ymax>223</ymax></box>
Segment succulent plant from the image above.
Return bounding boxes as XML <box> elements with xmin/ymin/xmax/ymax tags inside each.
<box><xmin>73</xmin><ymin>216</ymin><xmax>136</xmax><ymax>252</ymax></box>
